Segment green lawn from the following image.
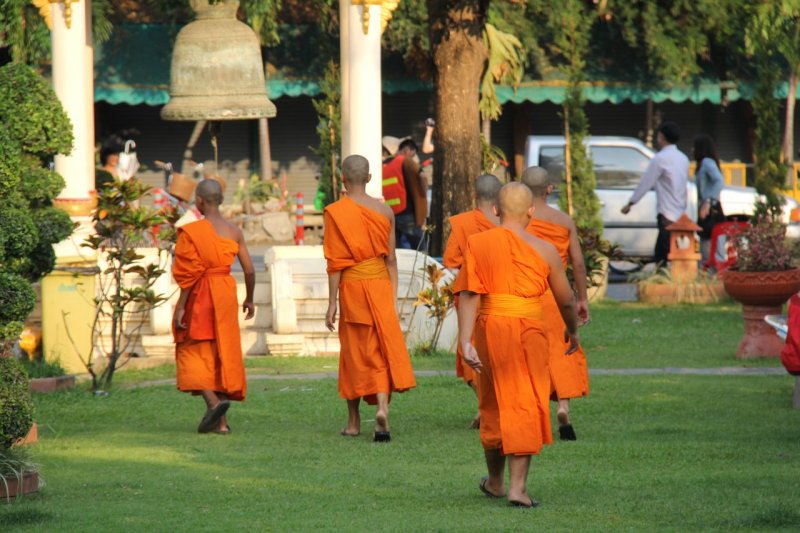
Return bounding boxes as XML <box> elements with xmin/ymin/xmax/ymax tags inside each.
<box><xmin>581</xmin><ymin>300</ymin><xmax>775</xmax><ymax>368</ymax></box>
<box><xmin>111</xmin><ymin>300</ymin><xmax>774</xmax><ymax>388</ymax></box>
<box><xmin>2</xmin><ymin>373</ymin><xmax>799</xmax><ymax>531</ymax></box>
<box><xmin>4</xmin><ymin>301</ymin><xmax>794</xmax><ymax>531</ymax></box>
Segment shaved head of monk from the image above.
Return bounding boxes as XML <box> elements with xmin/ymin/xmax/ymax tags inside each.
<box><xmin>196</xmin><ymin>178</ymin><xmax>223</xmax><ymax>204</ymax></box>
<box><xmin>195</xmin><ymin>178</ymin><xmax>224</xmax><ymax>213</ymax></box>
<box><xmin>520</xmin><ymin>166</ymin><xmax>551</xmax><ymax>197</ymax></box>
<box><xmin>342</xmin><ymin>155</ymin><xmax>370</xmax><ymax>187</ymax></box>
<box><xmin>475</xmin><ymin>174</ymin><xmax>503</xmax><ymax>203</ymax></box>
<box><xmin>496</xmin><ymin>182</ymin><xmax>534</xmax><ymax>223</ymax></box>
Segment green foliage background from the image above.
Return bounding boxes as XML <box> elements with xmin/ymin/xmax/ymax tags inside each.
<box><xmin>310</xmin><ymin>60</ymin><xmax>341</xmax><ymax>209</ymax></box>
<box><xmin>0</xmin><ymin>357</ymin><xmax>33</xmax><ymax>450</ymax></box>
<box><xmin>0</xmin><ymin>64</ymin><xmax>74</xmax><ymax>343</ymax></box>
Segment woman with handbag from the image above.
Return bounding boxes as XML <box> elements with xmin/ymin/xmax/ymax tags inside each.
<box><xmin>694</xmin><ymin>134</ymin><xmax>725</xmax><ymax>262</ymax></box>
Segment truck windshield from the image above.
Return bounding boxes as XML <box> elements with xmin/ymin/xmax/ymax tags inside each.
<box><xmin>591</xmin><ymin>146</ymin><xmax>650</xmax><ymax>189</ymax></box>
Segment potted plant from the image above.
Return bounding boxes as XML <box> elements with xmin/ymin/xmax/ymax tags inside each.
<box><xmin>578</xmin><ymin>227</ymin><xmax>622</xmax><ymax>301</ymax></box>
<box><xmin>722</xmin><ymin>216</ymin><xmax>800</xmax><ymax>358</ymax></box>
<box><xmin>0</xmin><ymin>356</ymin><xmax>39</xmax><ymax>500</ymax></box>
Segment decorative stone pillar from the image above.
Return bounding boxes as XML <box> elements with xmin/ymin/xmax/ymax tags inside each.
<box><xmin>666</xmin><ymin>214</ymin><xmax>702</xmax><ymax>283</ymax></box>
<box><xmin>51</xmin><ymin>0</ymin><xmax>96</xmax><ymax>216</ymax></box>
<box><xmin>339</xmin><ymin>1</ymin><xmax>399</xmax><ymax>199</ymax></box>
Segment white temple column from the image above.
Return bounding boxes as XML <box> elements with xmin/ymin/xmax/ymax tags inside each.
<box><xmin>340</xmin><ymin>1</ymin><xmax>383</xmax><ymax>199</ymax></box>
<box><xmin>339</xmin><ymin>0</ymin><xmax>351</xmax><ymax>159</ymax></box>
<box><xmin>52</xmin><ymin>0</ymin><xmax>96</xmax><ymax>215</ymax></box>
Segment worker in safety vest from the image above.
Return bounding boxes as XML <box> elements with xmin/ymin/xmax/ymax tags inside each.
<box><xmin>381</xmin><ymin>137</ymin><xmax>428</xmax><ymax>250</ymax></box>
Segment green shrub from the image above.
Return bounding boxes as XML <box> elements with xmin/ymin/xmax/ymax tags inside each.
<box><xmin>0</xmin><ymin>62</ymin><xmax>74</xmax><ymax>343</ymax></box>
<box><xmin>0</xmin><ymin>356</ymin><xmax>34</xmax><ymax>449</ymax></box>
<box><xmin>20</xmin><ymin>166</ymin><xmax>66</xmax><ymax>206</ymax></box>
<box><xmin>0</xmin><ymin>131</ymin><xmax>22</xmax><ymax>197</ymax></box>
<box><xmin>13</xmin><ymin>243</ymin><xmax>56</xmax><ymax>282</ymax></box>
<box><xmin>0</xmin><ymin>273</ymin><xmax>36</xmax><ymax>333</ymax></box>
<box><xmin>19</xmin><ymin>357</ymin><xmax>66</xmax><ymax>379</ymax></box>
<box><xmin>32</xmin><ymin>207</ymin><xmax>73</xmax><ymax>245</ymax></box>
<box><xmin>0</xmin><ymin>63</ymin><xmax>73</xmax><ymax>157</ymax></box>
<box><xmin>0</xmin><ymin>206</ymin><xmax>37</xmax><ymax>261</ymax></box>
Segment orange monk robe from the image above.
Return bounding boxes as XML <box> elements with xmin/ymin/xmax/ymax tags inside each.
<box><xmin>443</xmin><ymin>209</ymin><xmax>495</xmax><ymax>385</ymax></box>
<box><xmin>323</xmin><ymin>197</ymin><xmax>416</xmax><ymax>404</ymax></box>
<box><xmin>461</xmin><ymin>228</ymin><xmax>553</xmax><ymax>455</ymax></box>
<box><xmin>172</xmin><ymin>219</ymin><xmax>247</xmax><ymax>401</ymax></box>
<box><xmin>526</xmin><ymin>219</ymin><xmax>590</xmax><ymax>400</ymax></box>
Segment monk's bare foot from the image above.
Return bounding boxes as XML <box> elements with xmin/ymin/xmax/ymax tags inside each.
<box><xmin>469</xmin><ymin>413</ymin><xmax>481</xmax><ymax>429</ymax></box>
<box><xmin>213</xmin><ymin>414</ymin><xmax>231</xmax><ymax>434</ymax></box>
<box><xmin>340</xmin><ymin>428</ymin><xmax>360</xmax><ymax>437</ymax></box>
<box><xmin>507</xmin><ymin>489</ymin><xmax>537</xmax><ymax>508</ymax></box>
<box><xmin>479</xmin><ymin>476</ymin><xmax>504</xmax><ymax>498</ymax></box>
<box><xmin>557</xmin><ymin>408</ymin><xmax>569</xmax><ymax>426</ymax></box>
<box><xmin>375</xmin><ymin>409</ymin><xmax>389</xmax><ymax>433</ymax></box>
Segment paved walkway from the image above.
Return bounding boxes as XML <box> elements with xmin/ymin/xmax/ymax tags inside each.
<box><xmin>131</xmin><ymin>366</ymin><xmax>788</xmax><ymax>389</ymax></box>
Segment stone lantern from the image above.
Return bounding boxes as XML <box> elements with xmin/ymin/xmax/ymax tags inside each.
<box><xmin>666</xmin><ymin>214</ymin><xmax>702</xmax><ymax>282</ymax></box>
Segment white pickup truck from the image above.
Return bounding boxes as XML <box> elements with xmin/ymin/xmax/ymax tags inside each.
<box><xmin>524</xmin><ymin>135</ymin><xmax>800</xmax><ymax>259</ymax></box>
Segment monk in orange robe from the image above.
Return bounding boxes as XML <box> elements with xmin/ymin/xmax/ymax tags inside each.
<box><xmin>443</xmin><ymin>173</ymin><xmax>501</xmax><ymax>428</ymax></box>
<box><xmin>522</xmin><ymin>166</ymin><xmax>590</xmax><ymax>441</ymax></box>
<box><xmin>173</xmin><ymin>179</ymin><xmax>255</xmax><ymax>434</ymax></box>
<box><xmin>457</xmin><ymin>183</ymin><xmax>579</xmax><ymax>508</ymax></box>
<box><xmin>324</xmin><ymin>154</ymin><xmax>416</xmax><ymax>443</ymax></box>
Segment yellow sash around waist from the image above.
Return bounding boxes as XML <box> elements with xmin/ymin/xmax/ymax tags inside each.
<box><xmin>341</xmin><ymin>256</ymin><xmax>388</xmax><ymax>282</ymax></box>
<box><xmin>202</xmin><ymin>266</ymin><xmax>231</xmax><ymax>278</ymax></box>
<box><xmin>480</xmin><ymin>293</ymin><xmax>542</xmax><ymax>320</ymax></box>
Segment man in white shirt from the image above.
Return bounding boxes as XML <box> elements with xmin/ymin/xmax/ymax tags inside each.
<box><xmin>621</xmin><ymin>121</ymin><xmax>689</xmax><ymax>265</ymax></box>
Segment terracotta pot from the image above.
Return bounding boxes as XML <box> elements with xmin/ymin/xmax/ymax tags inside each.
<box><xmin>722</xmin><ymin>268</ymin><xmax>800</xmax><ymax>358</ymax></box>
<box><xmin>721</xmin><ymin>268</ymin><xmax>800</xmax><ymax>307</ymax></box>
<box><xmin>14</xmin><ymin>423</ymin><xmax>38</xmax><ymax>446</ymax></box>
<box><xmin>0</xmin><ymin>471</ymin><xmax>39</xmax><ymax>500</ymax></box>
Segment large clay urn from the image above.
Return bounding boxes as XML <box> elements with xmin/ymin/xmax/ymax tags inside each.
<box><xmin>722</xmin><ymin>269</ymin><xmax>800</xmax><ymax>358</ymax></box>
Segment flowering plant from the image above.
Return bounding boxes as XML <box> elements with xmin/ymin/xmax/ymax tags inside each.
<box><xmin>729</xmin><ymin>217</ymin><xmax>798</xmax><ymax>272</ymax></box>
<box><xmin>413</xmin><ymin>264</ymin><xmax>454</xmax><ymax>353</ymax></box>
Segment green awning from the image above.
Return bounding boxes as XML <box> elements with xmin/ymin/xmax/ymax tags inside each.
<box><xmin>496</xmin><ymin>81</ymin><xmax>728</xmax><ymax>105</ymax></box>
<box><xmin>94</xmin><ymin>24</ymin><xmax>791</xmax><ymax>107</ymax></box>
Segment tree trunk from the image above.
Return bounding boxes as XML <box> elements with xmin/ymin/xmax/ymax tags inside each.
<box><xmin>428</xmin><ymin>0</ymin><xmax>488</xmax><ymax>255</ymax></box>
<box><xmin>783</xmin><ymin>68</ymin><xmax>798</xmax><ymax>185</ymax></box>
<box><xmin>512</xmin><ymin>102</ymin><xmax>532</xmax><ymax>179</ymax></box>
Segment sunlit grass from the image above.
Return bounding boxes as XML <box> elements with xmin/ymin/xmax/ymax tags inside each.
<box><xmin>2</xmin><ymin>372</ymin><xmax>799</xmax><ymax>531</ymax></box>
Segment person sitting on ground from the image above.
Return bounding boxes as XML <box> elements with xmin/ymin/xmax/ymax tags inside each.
<box><xmin>172</xmin><ymin>179</ymin><xmax>256</xmax><ymax>435</ymax></box>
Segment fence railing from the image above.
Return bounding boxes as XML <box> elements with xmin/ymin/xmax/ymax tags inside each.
<box><xmin>688</xmin><ymin>162</ymin><xmax>748</xmax><ymax>187</ymax></box>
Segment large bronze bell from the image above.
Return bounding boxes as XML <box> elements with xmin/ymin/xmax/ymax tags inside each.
<box><xmin>161</xmin><ymin>0</ymin><xmax>277</xmax><ymax>121</ymax></box>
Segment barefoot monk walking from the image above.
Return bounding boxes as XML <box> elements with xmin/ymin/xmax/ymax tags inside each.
<box><xmin>172</xmin><ymin>179</ymin><xmax>256</xmax><ymax>435</ymax></box>
<box><xmin>323</xmin><ymin>155</ymin><xmax>416</xmax><ymax>442</ymax></box>
<box><xmin>522</xmin><ymin>167</ymin><xmax>591</xmax><ymax>441</ymax></box>
<box><xmin>443</xmin><ymin>173</ymin><xmax>502</xmax><ymax>429</ymax></box>
<box><xmin>457</xmin><ymin>183</ymin><xmax>579</xmax><ymax>508</ymax></box>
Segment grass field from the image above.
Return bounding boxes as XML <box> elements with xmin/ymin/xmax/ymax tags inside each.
<box><xmin>110</xmin><ymin>300</ymin><xmax>774</xmax><ymax>388</ymax></box>
<box><xmin>2</xmin><ymin>373</ymin><xmax>799</xmax><ymax>532</ymax></box>
<box><xmin>3</xmin><ymin>300</ymin><xmax>796</xmax><ymax>531</ymax></box>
